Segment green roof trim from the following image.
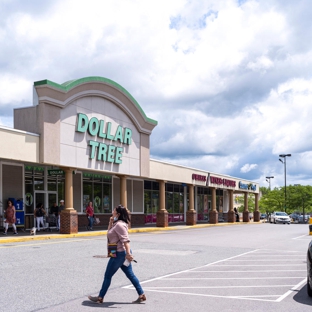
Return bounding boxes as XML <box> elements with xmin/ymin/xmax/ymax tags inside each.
<box><xmin>34</xmin><ymin>76</ymin><xmax>157</xmax><ymax>125</ymax></box>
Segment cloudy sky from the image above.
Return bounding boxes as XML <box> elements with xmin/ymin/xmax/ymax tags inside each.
<box><xmin>1</xmin><ymin>0</ymin><xmax>312</xmax><ymax>188</ymax></box>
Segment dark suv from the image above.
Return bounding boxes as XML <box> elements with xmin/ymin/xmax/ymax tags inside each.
<box><xmin>307</xmin><ymin>240</ymin><xmax>312</xmax><ymax>296</ymax></box>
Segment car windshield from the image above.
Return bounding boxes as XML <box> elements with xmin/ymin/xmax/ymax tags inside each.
<box><xmin>276</xmin><ymin>212</ymin><xmax>288</xmax><ymax>216</ymax></box>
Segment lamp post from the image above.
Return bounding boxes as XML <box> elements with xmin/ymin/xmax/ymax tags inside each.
<box><xmin>279</xmin><ymin>154</ymin><xmax>291</xmax><ymax>213</ymax></box>
<box><xmin>265</xmin><ymin>176</ymin><xmax>274</xmax><ymax>190</ymax></box>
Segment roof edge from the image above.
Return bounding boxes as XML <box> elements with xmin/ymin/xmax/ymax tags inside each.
<box><xmin>34</xmin><ymin>77</ymin><xmax>158</xmax><ymax>125</ymax></box>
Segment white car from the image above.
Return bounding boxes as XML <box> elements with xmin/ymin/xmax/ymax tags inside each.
<box><xmin>270</xmin><ymin>212</ymin><xmax>291</xmax><ymax>224</ymax></box>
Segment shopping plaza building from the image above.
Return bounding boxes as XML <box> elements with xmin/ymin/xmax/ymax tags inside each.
<box><xmin>0</xmin><ymin>77</ymin><xmax>260</xmax><ymax>233</ymax></box>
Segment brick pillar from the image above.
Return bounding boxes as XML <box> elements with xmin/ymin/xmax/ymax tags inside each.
<box><xmin>157</xmin><ymin>180</ymin><xmax>168</xmax><ymax>227</ymax></box>
<box><xmin>186</xmin><ymin>184</ymin><xmax>196</xmax><ymax>225</ymax></box>
<box><xmin>60</xmin><ymin>168</ymin><xmax>78</xmax><ymax>234</ymax></box>
<box><xmin>243</xmin><ymin>192</ymin><xmax>250</xmax><ymax>222</ymax></box>
<box><xmin>227</xmin><ymin>190</ymin><xmax>235</xmax><ymax>223</ymax></box>
<box><xmin>209</xmin><ymin>187</ymin><xmax>218</xmax><ymax>224</ymax></box>
<box><xmin>60</xmin><ymin>209</ymin><xmax>78</xmax><ymax>234</ymax></box>
<box><xmin>253</xmin><ymin>193</ymin><xmax>260</xmax><ymax>222</ymax></box>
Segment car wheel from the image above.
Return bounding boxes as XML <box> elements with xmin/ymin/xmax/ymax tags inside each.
<box><xmin>307</xmin><ymin>277</ymin><xmax>312</xmax><ymax>297</ymax></box>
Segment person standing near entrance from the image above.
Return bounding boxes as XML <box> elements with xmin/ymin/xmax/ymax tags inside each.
<box><xmin>58</xmin><ymin>200</ymin><xmax>65</xmax><ymax>230</ymax></box>
<box><xmin>51</xmin><ymin>202</ymin><xmax>60</xmax><ymax>230</ymax></box>
<box><xmin>86</xmin><ymin>201</ymin><xmax>94</xmax><ymax>230</ymax></box>
<box><xmin>34</xmin><ymin>203</ymin><xmax>46</xmax><ymax>231</ymax></box>
<box><xmin>3</xmin><ymin>200</ymin><xmax>18</xmax><ymax>235</ymax></box>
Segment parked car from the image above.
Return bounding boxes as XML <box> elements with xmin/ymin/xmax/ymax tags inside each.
<box><xmin>269</xmin><ymin>212</ymin><xmax>291</xmax><ymax>224</ymax></box>
<box><xmin>260</xmin><ymin>213</ymin><xmax>267</xmax><ymax>220</ymax></box>
<box><xmin>299</xmin><ymin>214</ymin><xmax>310</xmax><ymax>223</ymax></box>
<box><xmin>289</xmin><ymin>213</ymin><xmax>300</xmax><ymax>222</ymax></box>
<box><xmin>307</xmin><ymin>239</ymin><xmax>312</xmax><ymax>296</ymax></box>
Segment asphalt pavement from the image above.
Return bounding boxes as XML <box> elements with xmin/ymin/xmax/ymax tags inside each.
<box><xmin>1</xmin><ymin>221</ymin><xmax>312</xmax><ymax>312</ymax></box>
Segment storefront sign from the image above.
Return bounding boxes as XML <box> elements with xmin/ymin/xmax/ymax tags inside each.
<box><xmin>239</xmin><ymin>181</ymin><xmax>257</xmax><ymax>191</ymax></box>
<box><xmin>76</xmin><ymin>113</ymin><xmax>132</xmax><ymax>164</ymax></box>
<box><xmin>192</xmin><ymin>174</ymin><xmax>206</xmax><ymax>182</ymax></box>
<box><xmin>210</xmin><ymin>176</ymin><xmax>236</xmax><ymax>187</ymax></box>
<box><xmin>48</xmin><ymin>169</ymin><xmax>65</xmax><ymax>176</ymax></box>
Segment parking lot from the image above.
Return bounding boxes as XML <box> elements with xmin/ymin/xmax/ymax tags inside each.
<box><xmin>1</xmin><ymin>222</ymin><xmax>311</xmax><ymax>311</ymax></box>
<box><xmin>125</xmin><ymin>248</ymin><xmax>306</xmax><ymax>303</ymax></box>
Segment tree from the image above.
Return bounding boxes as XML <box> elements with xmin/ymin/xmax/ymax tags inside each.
<box><xmin>236</xmin><ymin>193</ymin><xmax>255</xmax><ymax>213</ymax></box>
<box><xmin>259</xmin><ymin>184</ymin><xmax>312</xmax><ymax>216</ymax></box>
<box><xmin>259</xmin><ymin>187</ymin><xmax>284</xmax><ymax>215</ymax></box>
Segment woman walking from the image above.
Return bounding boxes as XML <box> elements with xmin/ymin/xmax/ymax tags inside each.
<box><xmin>88</xmin><ymin>205</ymin><xmax>146</xmax><ymax>304</ymax></box>
<box><xmin>3</xmin><ymin>199</ymin><xmax>18</xmax><ymax>235</ymax></box>
<box><xmin>85</xmin><ymin>201</ymin><xmax>94</xmax><ymax>230</ymax></box>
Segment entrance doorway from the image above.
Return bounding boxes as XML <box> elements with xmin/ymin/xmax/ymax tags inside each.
<box><xmin>25</xmin><ymin>191</ymin><xmax>57</xmax><ymax>230</ymax></box>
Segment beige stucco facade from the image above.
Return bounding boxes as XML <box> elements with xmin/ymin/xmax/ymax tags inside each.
<box><xmin>0</xmin><ymin>76</ymin><xmax>260</xmax><ymax>230</ymax></box>
<box><xmin>0</xmin><ymin>126</ymin><xmax>39</xmax><ymax>163</ymax></box>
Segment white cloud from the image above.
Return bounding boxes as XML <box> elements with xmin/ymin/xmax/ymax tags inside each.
<box><xmin>1</xmin><ymin>0</ymin><xmax>312</xmax><ymax>186</ymax></box>
<box><xmin>240</xmin><ymin>163</ymin><xmax>258</xmax><ymax>173</ymax></box>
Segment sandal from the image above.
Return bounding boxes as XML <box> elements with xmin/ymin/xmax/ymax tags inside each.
<box><xmin>88</xmin><ymin>296</ymin><xmax>103</xmax><ymax>304</ymax></box>
<box><xmin>132</xmin><ymin>294</ymin><xmax>146</xmax><ymax>303</ymax></box>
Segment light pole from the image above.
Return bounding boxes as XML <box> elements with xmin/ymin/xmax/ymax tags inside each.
<box><xmin>279</xmin><ymin>154</ymin><xmax>291</xmax><ymax>213</ymax></box>
<box><xmin>266</xmin><ymin>176</ymin><xmax>274</xmax><ymax>190</ymax></box>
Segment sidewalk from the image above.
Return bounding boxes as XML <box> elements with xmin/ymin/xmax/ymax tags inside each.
<box><xmin>0</xmin><ymin>221</ymin><xmax>255</xmax><ymax>244</ymax></box>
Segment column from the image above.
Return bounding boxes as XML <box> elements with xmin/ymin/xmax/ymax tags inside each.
<box><xmin>120</xmin><ymin>175</ymin><xmax>127</xmax><ymax>207</ymax></box>
<box><xmin>119</xmin><ymin>175</ymin><xmax>131</xmax><ymax>228</ymax></box>
<box><xmin>60</xmin><ymin>168</ymin><xmax>78</xmax><ymax>234</ymax></box>
<box><xmin>253</xmin><ymin>193</ymin><xmax>260</xmax><ymax>222</ymax></box>
<box><xmin>243</xmin><ymin>192</ymin><xmax>250</xmax><ymax>222</ymax></box>
<box><xmin>156</xmin><ymin>180</ymin><xmax>168</xmax><ymax>227</ymax></box>
<box><xmin>209</xmin><ymin>187</ymin><xmax>218</xmax><ymax>224</ymax></box>
<box><xmin>186</xmin><ymin>184</ymin><xmax>196</xmax><ymax>225</ymax></box>
<box><xmin>227</xmin><ymin>190</ymin><xmax>235</xmax><ymax>223</ymax></box>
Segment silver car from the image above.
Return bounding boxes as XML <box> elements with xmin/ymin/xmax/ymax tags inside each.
<box><xmin>269</xmin><ymin>212</ymin><xmax>291</xmax><ymax>224</ymax></box>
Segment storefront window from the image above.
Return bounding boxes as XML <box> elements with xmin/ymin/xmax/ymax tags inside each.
<box><xmin>82</xmin><ymin>173</ymin><xmax>112</xmax><ymax>213</ymax></box>
<box><xmin>47</xmin><ymin>177</ymin><xmax>57</xmax><ymax>191</ymax></box>
<box><xmin>144</xmin><ymin>181</ymin><xmax>159</xmax><ymax>223</ymax></box>
<box><xmin>166</xmin><ymin>183</ymin><xmax>185</xmax><ymax>223</ymax></box>
<box><xmin>197</xmin><ymin>187</ymin><xmax>211</xmax><ymax>222</ymax></box>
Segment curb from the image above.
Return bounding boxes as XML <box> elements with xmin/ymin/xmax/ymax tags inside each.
<box><xmin>0</xmin><ymin>221</ymin><xmax>261</xmax><ymax>244</ymax></box>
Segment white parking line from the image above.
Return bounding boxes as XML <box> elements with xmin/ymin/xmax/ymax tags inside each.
<box><xmin>228</xmin><ymin>257</ymin><xmax>305</xmax><ymax>262</ymax></box>
<box><xmin>123</xmin><ymin>249</ymin><xmax>306</xmax><ymax>303</ymax></box>
<box><xmin>131</xmin><ymin>289</ymin><xmax>282</xmax><ymax>303</ymax></box>
<box><xmin>193</xmin><ymin>270</ymin><xmax>305</xmax><ymax>273</ymax></box>
<box><xmin>292</xmin><ymin>234</ymin><xmax>308</xmax><ymax>240</ymax></box>
<box><xmin>123</xmin><ymin>249</ymin><xmax>258</xmax><ymax>287</ymax></box>
<box><xmin>163</xmin><ymin>277</ymin><xmax>305</xmax><ymax>280</ymax></box>
<box><xmin>143</xmin><ymin>285</ymin><xmax>295</xmax><ymax>289</ymax></box>
<box><xmin>276</xmin><ymin>278</ymin><xmax>307</xmax><ymax>302</ymax></box>
<box><xmin>211</xmin><ymin>264</ymin><xmax>304</xmax><ymax>266</ymax></box>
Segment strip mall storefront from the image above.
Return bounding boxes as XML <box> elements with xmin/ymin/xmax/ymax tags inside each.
<box><xmin>0</xmin><ymin>77</ymin><xmax>259</xmax><ymax>233</ymax></box>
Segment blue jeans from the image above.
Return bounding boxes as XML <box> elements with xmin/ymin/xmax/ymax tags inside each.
<box><xmin>99</xmin><ymin>250</ymin><xmax>144</xmax><ymax>298</ymax></box>
<box><xmin>88</xmin><ymin>216</ymin><xmax>94</xmax><ymax>228</ymax></box>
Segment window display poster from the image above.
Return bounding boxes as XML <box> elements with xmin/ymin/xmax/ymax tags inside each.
<box><xmin>83</xmin><ymin>195</ymin><xmax>90</xmax><ymax>210</ymax></box>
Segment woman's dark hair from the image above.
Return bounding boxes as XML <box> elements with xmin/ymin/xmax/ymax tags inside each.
<box><xmin>7</xmin><ymin>200</ymin><xmax>13</xmax><ymax>205</ymax></box>
<box><xmin>36</xmin><ymin>203</ymin><xmax>42</xmax><ymax>209</ymax></box>
<box><xmin>115</xmin><ymin>205</ymin><xmax>130</xmax><ymax>224</ymax></box>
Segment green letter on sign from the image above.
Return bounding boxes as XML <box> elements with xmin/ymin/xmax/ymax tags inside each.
<box><xmin>123</xmin><ymin>128</ymin><xmax>132</xmax><ymax>145</ymax></box>
<box><xmin>76</xmin><ymin>113</ymin><xmax>88</xmax><ymax>132</ymax></box>
<box><xmin>88</xmin><ymin>117</ymin><xmax>99</xmax><ymax>136</ymax></box>
<box><xmin>115</xmin><ymin>147</ymin><xmax>123</xmax><ymax>164</ymax></box>
<box><xmin>89</xmin><ymin>140</ymin><xmax>99</xmax><ymax>159</ymax></box>
<box><xmin>97</xmin><ymin>143</ymin><xmax>107</xmax><ymax>161</ymax></box>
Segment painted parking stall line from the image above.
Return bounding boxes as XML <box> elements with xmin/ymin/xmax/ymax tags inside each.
<box><xmin>123</xmin><ymin>249</ymin><xmax>306</xmax><ymax>303</ymax></box>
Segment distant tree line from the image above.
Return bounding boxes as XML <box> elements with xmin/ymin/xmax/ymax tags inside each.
<box><xmin>259</xmin><ymin>184</ymin><xmax>312</xmax><ymax>215</ymax></box>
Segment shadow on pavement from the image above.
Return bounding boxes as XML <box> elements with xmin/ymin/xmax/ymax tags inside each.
<box><xmin>81</xmin><ymin>300</ymin><xmax>136</xmax><ymax>308</ymax></box>
<box><xmin>293</xmin><ymin>283</ymin><xmax>312</xmax><ymax>306</ymax></box>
